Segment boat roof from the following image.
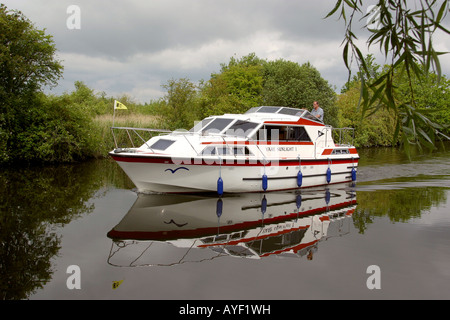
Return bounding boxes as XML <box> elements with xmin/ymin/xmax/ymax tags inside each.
<box><xmin>226</xmin><ymin>106</ymin><xmax>323</xmax><ymax>124</ymax></box>
<box><xmin>246</xmin><ymin>106</ymin><xmax>306</xmax><ymax>116</ymax></box>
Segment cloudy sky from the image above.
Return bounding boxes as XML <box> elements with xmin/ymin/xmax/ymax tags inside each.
<box><xmin>3</xmin><ymin>0</ymin><xmax>450</xmax><ymax>103</ymax></box>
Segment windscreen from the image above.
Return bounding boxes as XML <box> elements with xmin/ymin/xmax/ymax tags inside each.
<box><xmin>189</xmin><ymin>118</ymin><xmax>213</xmax><ymax>132</ymax></box>
<box><xmin>202</xmin><ymin>118</ymin><xmax>234</xmax><ymax>134</ymax></box>
<box><xmin>226</xmin><ymin>120</ymin><xmax>259</xmax><ymax>137</ymax></box>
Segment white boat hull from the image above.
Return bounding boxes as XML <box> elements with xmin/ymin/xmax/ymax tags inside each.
<box><xmin>110</xmin><ymin>153</ymin><xmax>358</xmax><ymax>193</ymax></box>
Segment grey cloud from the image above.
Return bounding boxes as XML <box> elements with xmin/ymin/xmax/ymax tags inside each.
<box><xmin>0</xmin><ymin>0</ymin><xmax>365</xmax><ymax>101</ymax></box>
<box><xmin>3</xmin><ymin>0</ymin><xmax>448</xmax><ymax>103</ymax></box>
<box><xmin>54</xmin><ymin>0</ymin><xmax>343</xmax><ymax>59</ymax></box>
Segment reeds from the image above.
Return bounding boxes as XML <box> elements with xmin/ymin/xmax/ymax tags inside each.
<box><xmin>94</xmin><ymin>113</ymin><xmax>162</xmax><ymax>128</ymax></box>
<box><xmin>93</xmin><ymin>113</ymin><xmax>166</xmax><ymax>153</ymax></box>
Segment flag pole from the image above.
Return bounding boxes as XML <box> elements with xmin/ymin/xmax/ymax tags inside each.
<box><xmin>113</xmin><ymin>100</ymin><xmax>116</xmax><ymax>127</ymax></box>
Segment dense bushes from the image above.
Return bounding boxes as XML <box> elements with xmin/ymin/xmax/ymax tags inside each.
<box><xmin>337</xmin><ymin>85</ymin><xmax>398</xmax><ymax>147</ymax></box>
<box><xmin>6</xmin><ymin>92</ymin><xmax>100</xmax><ymax>163</ymax></box>
<box><xmin>337</xmin><ymin>62</ymin><xmax>450</xmax><ymax>148</ymax></box>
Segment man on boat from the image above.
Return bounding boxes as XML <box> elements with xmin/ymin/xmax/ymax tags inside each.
<box><xmin>311</xmin><ymin>101</ymin><xmax>323</xmax><ymax>122</ymax></box>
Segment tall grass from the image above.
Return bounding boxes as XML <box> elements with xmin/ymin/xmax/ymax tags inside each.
<box><xmin>93</xmin><ymin>114</ymin><xmax>166</xmax><ymax>153</ymax></box>
<box><xmin>94</xmin><ymin>114</ymin><xmax>162</xmax><ymax>128</ymax></box>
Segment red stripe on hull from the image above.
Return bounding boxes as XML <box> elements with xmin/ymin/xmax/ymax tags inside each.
<box><xmin>201</xmin><ymin>141</ymin><xmax>314</xmax><ymax>146</ymax></box>
<box><xmin>110</xmin><ymin>154</ymin><xmax>359</xmax><ymax>167</ymax></box>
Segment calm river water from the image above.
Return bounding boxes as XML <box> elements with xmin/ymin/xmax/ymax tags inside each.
<box><xmin>1</xmin><ymin>143</ymin><xmax>449</xmax><ymax>301</ymax></box>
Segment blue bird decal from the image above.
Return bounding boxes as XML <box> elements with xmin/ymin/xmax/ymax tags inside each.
<box><xmin>165</xmin><ymin>167</ymin><xmax>189</xmax><ymax>174</ymax></box>
<box><xmin>164</xmin><ymin>219</ymin><xmax>188</xmax><ymax>227</ymax></box>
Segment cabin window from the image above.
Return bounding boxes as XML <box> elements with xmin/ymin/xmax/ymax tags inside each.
<box><xmin>233</xmin><ymin>146</ymin><xmax>253</xmax><ymax>156</ymax></box>
<box><xmin>332</xmin><ymin>149</ymin><xmax>349</xmax><ymax>155</ymax></box>
<box><xmin>201</xmin><ymin>146</ymin><xmax>253</xmax><ymax>156</ymax></box>
<box><xmin>256</xmin><ymin>125</ymin><xmax>311</xmax><ymax>142</ymax></box>
<box><xmin>201</xmin><ymin>146</ymin><xmax>231</xmax><ymax>156</ymax></box>
<box><xmin>216</xmin><ymin>147</ymin><xmax>229</xmax><ymax>155</ymax></box>
<box><xmin>201</xmin><ymin>146</ymin><xmax>216</xmax><ymax>156</ymax></box>
<box><xmin>150</xmin><ymin>139</ymin><xmax>175</xmax><ymax>150</ymax></box>
<box><xmin>290</xmin><ymin>126</ymin><xmax>310</xmax><ymax>141</ymax></box>
<box><xmin>226</xmin><ymin>120</ymin><xmax>259</xmax><ymax>137</ymax></box>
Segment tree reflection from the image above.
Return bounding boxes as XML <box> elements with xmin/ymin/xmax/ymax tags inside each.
<box><xmin>353</xmin><ymin>185</ymin><xmax>448</xmax><ymax>234</ymax></box>
<box><xmin>0</xmin><ymin>160</ymin><xmax>131</xmax><ymax>299</ymax></box>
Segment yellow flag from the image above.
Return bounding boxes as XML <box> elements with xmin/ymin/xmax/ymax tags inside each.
<box><xmin>114</xmin><ymin>100</ymin><xmax>127</xmax><ymax>110</ymax></box>
<box><xmin>112</xmin><ymin>280</ymin><xmax>124</xmax><ymax>289</ymax></box>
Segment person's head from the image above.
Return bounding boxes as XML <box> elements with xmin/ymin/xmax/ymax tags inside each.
<box><xmin>313</xmin><ymin>101</ymin><xmax>319</xmax><ymax>110</ymax></box>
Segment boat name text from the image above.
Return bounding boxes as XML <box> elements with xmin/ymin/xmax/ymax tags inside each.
<box><xmin>266</xmin><ymin>146</ymin><xmax>297</xmax><ymax>152</ymax></box>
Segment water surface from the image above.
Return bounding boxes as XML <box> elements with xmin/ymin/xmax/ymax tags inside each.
<box><xmin>1</xmin><ymin>144</ymin><xmax>449</xmax><ymax>300</ymax></box>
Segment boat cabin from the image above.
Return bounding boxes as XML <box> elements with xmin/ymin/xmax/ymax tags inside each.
<box><xmin>114</xmin><ymin>105</ymin><xmax>354</xmax><ymax>161</ymax></box>
<box><xmin>189</xmin><ymin>106</ymin><xmax>323</xmax><ymax>140</ymax></box>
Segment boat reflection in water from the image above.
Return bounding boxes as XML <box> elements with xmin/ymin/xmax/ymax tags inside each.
<box><xmin>107</xmin><ymin>184</ymin><xmax>356</xmax><ymax>267</ymax></box>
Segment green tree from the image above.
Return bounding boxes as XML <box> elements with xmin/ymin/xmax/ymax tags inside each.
<box><xmin>392</xmin><ymin>65</ymin><xmax>450</xmax><ymax>147</ymax></box>
<box><xmin>341</xmin><ymin>54</ymin><xmax>381</xmax><ymax>93</ymax></box>
<box><xmin>0</xmin><ymin>5</ymin><xmax>63</xmax><ymax>163</ymax></box>
<box><xmin>10</xmin><ymin>92</ymin><xmax>102</xmax><ymax>163</ymax></box>
<box><xmin>199</xmin><ymin>53</ymin><xmax>264</xmax><ymax>118</ymax></box>
<box><xmin>0</xmin><ymin>5</ymin><xmax>62</xmax><ymax>95</ymax></box>
<box><xmin>338</xmin><ymin>56</ymin><xmax>450</xmax><ymax>147</ymax></box>
<box><xmin>262</xmin><ymin>59</ymin><xmax>338</xmax><ymax>128</ymax></box>
<box><xmin>160</xmin><ymin>78</ymin><xmax>198</xmax><ymax>129</ymax></box>
<box><xmin>338</xmin><ymin>83</ymin><xmax>397</xmax><ymax>147</ymax></box>
<box><xmin>327</xmin><ymin>0</ymin><xmax>450</xmax><ymax>153</ymax></box>
<box><xmin>199</xmin><ymin>53</ymin><xmax>339</xmax><ymax>127</ymax></box>
<box><xmin>65</xmin><ymin>80</ymin><xmax>115</xmax><ymax>116</ymax></box>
